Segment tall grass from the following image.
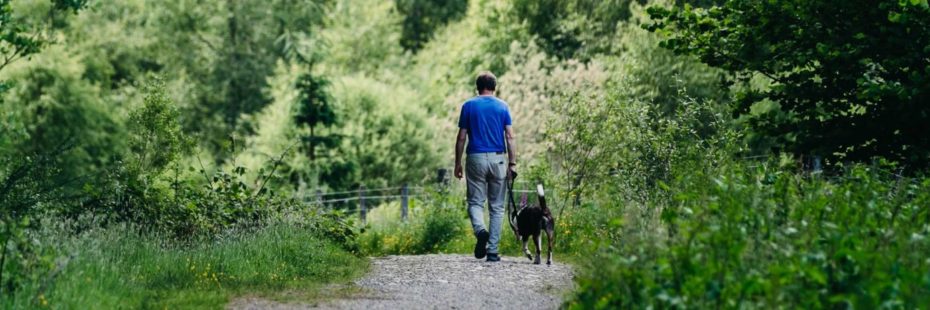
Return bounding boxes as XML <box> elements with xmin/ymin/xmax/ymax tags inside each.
<box><xmin>4</xmin><ymin>222</ymin><xmax>366</xmax><ymax>309</ymax></box>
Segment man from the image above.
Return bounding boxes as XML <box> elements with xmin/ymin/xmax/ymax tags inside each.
<box><xmin>454</xmin><ymin>71</ymin><xmax>516</xmax><ymax>262</ymax></box>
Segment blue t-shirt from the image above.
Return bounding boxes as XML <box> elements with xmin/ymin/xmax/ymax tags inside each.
<box><xmin>458</xmin><ymin>96</ymin><xmax>512</xmax><ymax>154</ymax></box>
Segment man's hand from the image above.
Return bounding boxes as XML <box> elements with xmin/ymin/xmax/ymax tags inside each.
<box><xmin>507</xmin><ymin>164</ymin><xmax>517</xmax><ymax>180</ymax></box>
<box><xmin>454</xmin><ymin>129</ymin><xmax>467</xmax><ymax>180</ymax></box>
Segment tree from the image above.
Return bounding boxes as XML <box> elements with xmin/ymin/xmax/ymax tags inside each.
<box><xmin>127</xmin><ymin>77</ymin><xmax>191</xmax><ymax>177</ymax></box>
<box><xmin>647</xmin><ymin>0</ymin><xmax>930</xmax><ymax>168</ymax></box>
<box><xmin>148</xmin><ymin>0</ymin><xmax>330</xmax><ymax>155</ymax></box>
<box><xmin>511</xmin><ymin>0</ymin><xmax>642</xmax><ymax>59</ymax></box>
<box><xmin>0</xmin><ymin>0</ymin><xmax>86</xmax><ymax>294</ymax></box>
<box><xmin>395</xmin><ymin>0</ymin><xmax>468</xmax><ymax>52</ymax></box>
<box><xmin>0</xmin><ymin>0</ymin><xmax>85</xmax><ymax>73</ymax></box>
<box><xmin>295</xmin><ymin>71</ymin><xmax>338</xmax><ymax>163</ymax></box>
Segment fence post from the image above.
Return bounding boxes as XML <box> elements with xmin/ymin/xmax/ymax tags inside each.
<box><xmin>401</xmin><ymin>184</ymin><xmax>409</xmax><ymax>221</ymax></box>
<box><xmin>315</xmin><ymin>188</ymin><xmax>323</xmax><ymax>207</ymax></box>
<box><xmin>812</xmin><ymin>155</ymin><xmax>822</xmax><ymax>174</ymax></box>
<box><xmin>359</xmin><ymin>185</ymin><xmax>367</xmax><ymax>224</ymax></box>
<box><xmin>438</xmin><ymin>168</ymin><xmax>451</xmax><ymax>185</ymax></box>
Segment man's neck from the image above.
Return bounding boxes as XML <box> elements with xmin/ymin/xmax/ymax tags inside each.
<box><xmin>478</xmin><ymin>90</ymin><xmax>495</xmax><ymax>96</ymax></box>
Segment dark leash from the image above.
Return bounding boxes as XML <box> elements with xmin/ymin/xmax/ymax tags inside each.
<box><xmin>507</xmin><ymin>170</ymin><xmax>520</xmax><ymax>240</ymax></box>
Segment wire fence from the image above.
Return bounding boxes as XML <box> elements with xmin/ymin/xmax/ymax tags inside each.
<box><xmin>299</xmin><ymin>184</ymin><xmax>432</xmax><ymax>224</ymax></box>
<box><xmin>300</xmin><ymin>167</ymin><xmax>552</xmax><ymax>224</ymax></box>
<box><xmin>302</xmin><ymin>158</ymin><xmax>922</xmax><ymax>225</ymax></box>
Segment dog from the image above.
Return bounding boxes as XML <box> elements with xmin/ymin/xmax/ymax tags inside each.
<box><xmin>511</xmin><ymin>184</ymin><xmax>555</xmax><ymax>265</ymax></box>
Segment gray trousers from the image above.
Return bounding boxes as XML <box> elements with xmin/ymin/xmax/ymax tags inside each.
<box><xmin>465</xmin><ymin>152</ymin><xmax>507</xmax><ymax>254</ymax></box>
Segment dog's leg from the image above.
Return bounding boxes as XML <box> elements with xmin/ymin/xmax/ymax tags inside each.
<box><xmin>521</xmin><ymin>237</ymin><xmax>532</xmax><ymax>261</ymax></box>
<box><xmin>532</xmin><ymin>233</ymin><xmax>541</xmax><ymax>265</ymax></box>
<box><xmin>546</xmin><ymin>225</ymin><xmax>554</xmax><ymax>265</ymax></box>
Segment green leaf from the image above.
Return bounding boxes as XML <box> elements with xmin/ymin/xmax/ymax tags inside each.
<box><xmin>888</xmin><ymin>11</ymin><xmax>902</xmax><ymax>23</ymax></box>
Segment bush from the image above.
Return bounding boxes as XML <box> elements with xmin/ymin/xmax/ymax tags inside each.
<box><xmin>359</xmin><ymin>189</ymin><xmax>469</xmax><ymax>255</ymax></box>
<box><xmin>568</xmin><ymin>162</ymin><xmax>930</xmax><ymax>308</ymax></box>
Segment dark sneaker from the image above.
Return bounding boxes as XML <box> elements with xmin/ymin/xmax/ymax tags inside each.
<box><xmin>474</xmin><ymin>229</ymin><xmax>490</xmax><ymax>259</ymax></box>
<box><xmin>486</xmin><ymin>253</ymin><xmax>500</xmax><ymax>262</ymax></box>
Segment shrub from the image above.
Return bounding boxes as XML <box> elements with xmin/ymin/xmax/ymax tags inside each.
<box><xmin>568</xmin><ymin>162</ymin><xmax>930</xmax><ymax>308</ymax></box>
<box><xmin>358</xmin><ymin>189</ymin><xmax>469</xmax><ymax>255</ymax></box>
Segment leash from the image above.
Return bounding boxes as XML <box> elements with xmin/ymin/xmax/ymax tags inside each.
<box><xmin>507</xmin><ymin>170</ymin><xmax>520</xmax><ymax>240</ymax></box>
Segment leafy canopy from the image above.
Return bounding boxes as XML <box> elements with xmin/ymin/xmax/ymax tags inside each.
<box><xmin>511</xmin><ymin>0</ymin><xmax>641</xmax><ymax>59</ymax></box>
<box><xmin>395</xmin><ymin>0</ymin><xmax>468</xmax><ymax>52</ymax></box>
<box><xmin>0</xmin><ymin>0</ymin><xmax>85</xmax><ymax>71</ymax></box>
<box><xmin>647</xmin><ymin>0</ymin><xmax>930</xmax><ymax>168</ymax></box>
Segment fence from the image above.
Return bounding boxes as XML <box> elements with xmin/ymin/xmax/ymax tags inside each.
<box><xmin>302</xmin><ymin>169</ymin><xmax>545</xmax><ymax>224</ymax></box>
<box><xmin>302</xmin><ymin>185</ymin><xmax>421</xmax><ymax>224</ymax></box>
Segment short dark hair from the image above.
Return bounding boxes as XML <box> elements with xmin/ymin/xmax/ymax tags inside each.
<box><xmin>476</xmin><ymin>71</ymin><xmax>497</xmax><ymax>92</ymax></box>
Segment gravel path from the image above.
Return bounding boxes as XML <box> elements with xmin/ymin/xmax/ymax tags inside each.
<box><xmin>228</xmin><ymin>254</ymin><xmax>575</xmax><ymax>310</ymax></box>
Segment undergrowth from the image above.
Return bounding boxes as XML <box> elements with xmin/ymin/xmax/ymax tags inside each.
<box><xmin>3</xmin><ymin>222</ymin><xmax>366</xmax><ymax>309</ymax></box>
<box><xmin>566</xmin><ymin>161</ymin><xmax>930</xmax><ymax>309</ymax></box>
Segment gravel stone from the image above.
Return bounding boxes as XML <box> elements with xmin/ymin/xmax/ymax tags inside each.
<box><xmin>228</xmin><ymin>254</ymin><xmax>575</xmax><ymax>310</ymax></box>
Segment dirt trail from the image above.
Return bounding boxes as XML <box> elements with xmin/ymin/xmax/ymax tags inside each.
<box><xmin>228</xmin><ymin>254</ymin><xmax>574</xmax><ymax>310</ymax></box>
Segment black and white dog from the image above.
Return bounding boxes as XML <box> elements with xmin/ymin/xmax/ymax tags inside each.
<box><xmin>510</xmin><ymin>184</ymin><xmax>555</xmax><ymax>265</ymax></box>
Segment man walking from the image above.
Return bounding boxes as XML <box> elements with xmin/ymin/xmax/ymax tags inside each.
<box><xmin>454</xmin><ymin>72</ymin><xmax>516</xmax><ymax>262</ymax></box>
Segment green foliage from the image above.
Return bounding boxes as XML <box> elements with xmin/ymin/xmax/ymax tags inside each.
<box><xmin>511</xmin><ymin>0</ymin><xmax>642</xmax><ymax>59</ymax></box>
<box><xmin>136</xmin><ymin>0</ymin><xmax>331</xmax><ymax>153</ymax></box>
<box><xmin>127</xmin><ymin>77</ymin><xmax>192</xmax><ymax>177</ymax></box>
<box><xmin>320</xmin><ymin>0</ymin><xmax>405</xmax><ymax>74</ymax></box>
<box><xmin>229</xmin><ymin>61</ymin><xmax>305</xmax><ymax>189</ymax></box>
<box><xmin>0</xmin><ymin>151</ymin><xmax>66</xmax><ymax>301</ymax></box>
<box><xmin>1</xmin><ymin>50</ymin><xmax>126</xmax><ymax>193</ymax></box>
<box><xmin>0</xmin><ymin>0</ymin><xmax>85</xmax><ymax>73</ymax></box>
<box><xmin>359</xmin><ymin>190</ymin><xmax>468</xmax><ymax>255</ymax></box>
<box><xmin>103</xmin><ymin>76</ymin><xmax>301</xmax><ymax>236</ymax></box>
<box><xmin>395</xmin><ymin>0</ymin><xmax>468</xmax><ymax>52</ymax></box>
<box><xmin>3</xmin><ymin>222</ymin><xmax>365</xmax><ymax>308</ymax></box>
<box><xmin>495</xmin><ymin>42</ymin><xmax>608</xmax><ymax>160</ymax></box>
<box><xmin>405</xmin><ymin>0</ymin><xmax>524</xmax><ymax>114</ymax></box>
<box><xmin>646</xmin><ymin>0</ymin><xmax>930</xmax><ymax>168</ymax></box>
<box><xmin>296</xmin><ymin>69</ymin><xmax>338</xmax><ymax>163</ymax></box>
<box><xmin>549</xmin><ymin>73</ymin><xmax>930</xmax><ymax>307</ymax></box>
<box><xmin>4</xmin><ymin>0</ymin><xmax>930</xmax><ymax>307</ymax></box>
<box><xmin>325</xmin><ymin>75</ymin><xmax>440</xmax><ymax>189</ymax></box>
<box><xmin>548</xmin><ymin>73</ymin><xmax>732</xmax><ymax>208</ymax></box>
<box><xmin>569</xmin><ymin>162</ymin><xmax>930</xmax><ymax>308</ymax></box>
<box><xmin>607</xmin><ymin>18</ymin><xmax>728</xmax><ymax>117</ymax></box>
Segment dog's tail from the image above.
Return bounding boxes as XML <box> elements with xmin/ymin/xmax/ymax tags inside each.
<box><xmin>538</xmin><ymin>184</ymin><xmax>555</xmax><ymax>248</ymax></box>
<box><xmin>537</xmin><ymin>184</ymin><xmax>550</xmax><ymax>214</ymax></box>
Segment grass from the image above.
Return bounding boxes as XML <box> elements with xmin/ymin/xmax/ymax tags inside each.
<box><xmin>5</xmin><ymin>223</ymin><xmax>367</xmax><ymax>309</ymax></box>
<box><xmin>358</xmin><ymin>198</ymin><xmax>472</xmax><ymax>256</ymax></box>
<box><xmin>357</xmin><ymin>188</ymin><xmax>592</xmax><ymax>263</ymax></box>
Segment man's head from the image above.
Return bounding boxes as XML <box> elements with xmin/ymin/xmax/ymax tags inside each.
<box><xmin>476</xmin><ymin>71</ymin><xmax>497</xmax><ymax>94</ymax></box>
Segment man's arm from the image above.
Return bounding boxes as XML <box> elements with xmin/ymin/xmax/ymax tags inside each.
<box><xmin>454</xmin><ymin>128</ymin><xmax>467</xmax><ymax>179</ymax></box>
<box><xmin>505</xmin><ymin>125</ymin><xmax>516</xmax><ymax>168</ymax></box>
